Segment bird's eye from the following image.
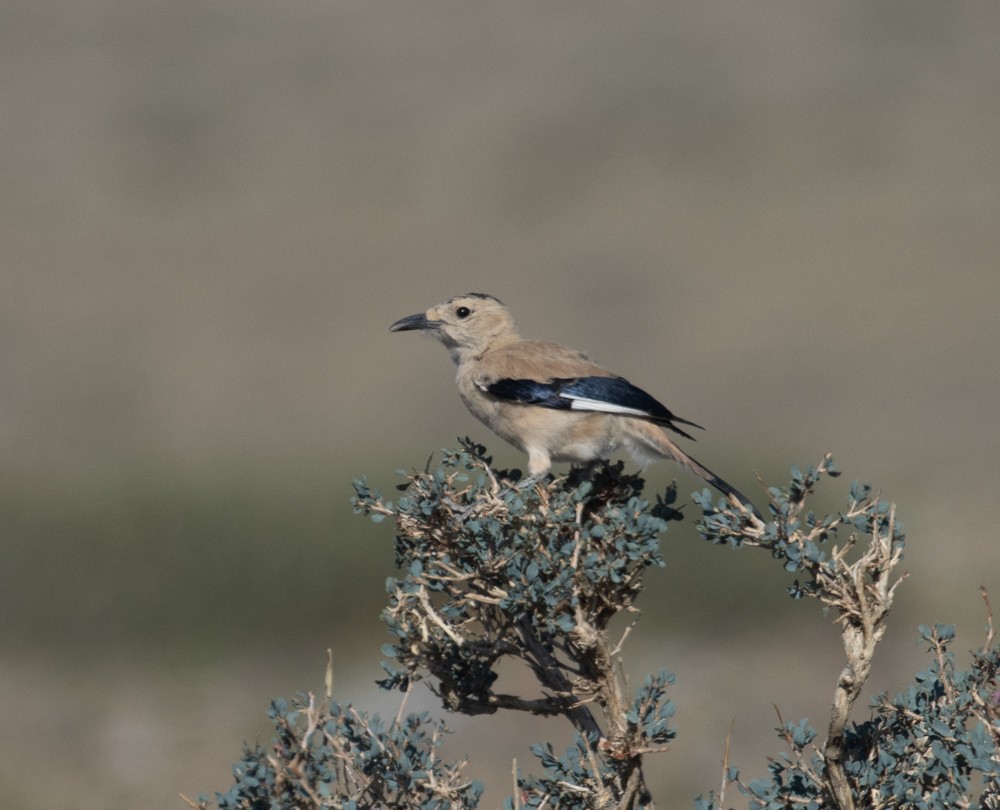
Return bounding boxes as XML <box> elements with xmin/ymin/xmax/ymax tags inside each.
<box><xmin>455</xmin><ymin>306</ymin><xmax>471</xmax><ymax>319</ymax></box>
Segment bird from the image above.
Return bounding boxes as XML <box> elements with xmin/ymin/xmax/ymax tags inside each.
<box><xmin>390</xmin><ymin>293</ymin><xmax>756</xmax><ymax>513</ymax></box>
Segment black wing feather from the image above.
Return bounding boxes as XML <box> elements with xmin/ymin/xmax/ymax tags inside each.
<box><xmin>484</xmin><ymin>378</ymin><xmax>573</xmax><ymax>409</ymax></box>
<box><xmin>484</xmin><ymin>375</ymin><xmax>703</xmax><ymax>440</ymax></box>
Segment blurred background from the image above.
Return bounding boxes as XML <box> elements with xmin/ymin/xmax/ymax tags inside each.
<box><xmin>2</xmin><ymin>1</ymin><xmax>999</xmax><ymax>807</ymax></box>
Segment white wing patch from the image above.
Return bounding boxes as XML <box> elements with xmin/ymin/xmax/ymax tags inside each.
<box><xmin>563</xmin><ymin>394</ymin><xmax>649</xmax><ymax>418</ymax></box>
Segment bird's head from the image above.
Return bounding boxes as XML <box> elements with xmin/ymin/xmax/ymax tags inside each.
<box><xmin>390</xmin><ymin>293</ymin><xmax>519</xmax><ymax>363</ymax></box>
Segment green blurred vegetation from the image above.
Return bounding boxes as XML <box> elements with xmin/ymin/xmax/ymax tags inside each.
<box><xmin>0</xmin><ymin>460</ymin><xmax>392</xmax><ymax>660</ymax></box>
<box><xmin>1</xmin><ymin>455</ymin><xmax>810</xmax><ymax>663</ymax></box>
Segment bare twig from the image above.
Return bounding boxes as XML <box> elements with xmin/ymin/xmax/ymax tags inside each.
<box><xmin>325</xmin><ymin>648</ymin><xmax>334</xmax><ymax>700</ymax></box>
<box><xmin>513</xmin><ymin>758</ymin><xmax>521</xmax><ymax>810</ymax></box>
<box><xmin>821</xmin><ymin>504</ymin><xmax>902</xmax><ymax>810</ymax></box>
<box><xmin>394</xmin><ymin>680</ymin><xmax>413</xmax><ymax>727</ymax></box>
<box><xmin>417</xmin><ymin>586</ymin><xmax>465</xmax><ymax>647</ymax></box>
<box><xmin>982</xmin><ymin>586</ymin><xmax>995</xmax><ymax>654</ymax></box>
<box><xmin>720</xmin><ymin>717</ymin><xmax>735</xmax><ymax>808</ymax></box>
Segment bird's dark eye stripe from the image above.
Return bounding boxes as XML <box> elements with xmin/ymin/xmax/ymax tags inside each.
<box><xmin>456</xmin><ymin>306</ymin><xmax>471</xmax><ymax>318</ymax></box>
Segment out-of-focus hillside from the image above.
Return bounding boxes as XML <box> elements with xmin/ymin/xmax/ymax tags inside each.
<box><xmin>1</xmin><ymin>1</ymin><xmax>998</xmax><ymax>807</ymax></box>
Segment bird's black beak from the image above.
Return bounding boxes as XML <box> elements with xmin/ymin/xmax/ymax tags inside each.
<box><xmin>389</xmin><ymin>313</ymin><xmax>440</xmax><ymax>332</ymax></box>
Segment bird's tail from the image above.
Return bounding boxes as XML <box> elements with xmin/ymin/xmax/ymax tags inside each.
<box><xmin>622</xmin><ymin>419</ymin><xmax>761</xmax><ymax>519</ymax></box>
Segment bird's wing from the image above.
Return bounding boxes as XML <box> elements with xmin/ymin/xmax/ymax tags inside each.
<box><xmin>473</xmin><ymin>340</ymin><xmax>704</xmax><ymax>440</ymax></box>
<box><xmin>482</xmin><ymin>375</ymin><xmax>703</xmax><ymax>441</ymax></box>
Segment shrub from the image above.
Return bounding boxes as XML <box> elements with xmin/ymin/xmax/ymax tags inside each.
<box><xmin>190</xmin><ymin>441</ymin><xmax>999</xmax><ymax>809</ymax></box>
